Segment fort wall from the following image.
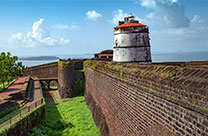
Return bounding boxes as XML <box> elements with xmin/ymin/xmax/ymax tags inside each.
<box><xmin>58</xmin><ymin>61</ymin><xmax>74</xmax><ymax>98</ymax></box>
<box><xmin>24</xmin><ymin>62</ymin><xmax>58</xmax><ymax>78</ymax></box>
<box><xmin>23</xmin><ymin>60</ymin><xmax>84</xmax><ymax>78</ymax></box>
<box><xmin>0</xmin><ymin>105</ymin><xmax>45</xmax><ymax>136</ymax></box>
<box><xmin>23</xmin><ymin>60</ymin><xmax>85</xmax><ymax>98</ymax></box>
<box><xmin>84</xmin><ymin>60</ymin><xmax>208</xmax><ymax>136</ymax></box>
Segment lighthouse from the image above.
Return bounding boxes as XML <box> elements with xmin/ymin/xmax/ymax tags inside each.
<box><xmin>113</xmin><ymin>14</ymin><xmax>152</xmax><ymax>63</ymax></box>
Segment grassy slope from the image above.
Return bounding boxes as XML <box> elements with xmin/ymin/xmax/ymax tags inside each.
<box><xmin>29</xmin><ymin>96</ymin><xmax>100</xmax><ymax>136</ymax></box>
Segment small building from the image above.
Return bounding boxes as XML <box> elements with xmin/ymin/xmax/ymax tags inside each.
<box><xmin>93</xmin><ymin>50</ymin><xmax>113</xmax><ymax>61</ymax></box>
<box><xmin>113</xmin><ymin>14</ymin><xmax>152</xmax><ymax>63</ymax></box>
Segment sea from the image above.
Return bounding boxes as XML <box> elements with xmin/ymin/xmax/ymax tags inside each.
<box><xmin>20</xmin><ymin>52</ymin><xmax>208</xmax><ymax>67</ymax></box>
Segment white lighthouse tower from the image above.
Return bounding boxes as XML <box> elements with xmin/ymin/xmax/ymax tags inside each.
<box><xmin>113</xmin><ymin>14</ymin><xmax>152</xmax><ymax>63</ymax></box>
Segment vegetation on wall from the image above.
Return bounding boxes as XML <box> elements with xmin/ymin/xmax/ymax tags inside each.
<box><xmin>0</xmin><ymin>103</ymin><xmax>45</xmax><ymax>136</ymax></box>
<box><xmin>58</xmin><ymin>60</ymin><xmax>75</xmax><ymax>69</ymax></box>
<box><xmin>84</xmin><ymin>60</ymin><xmax>208</xmax><ymax>114</ymax></box>
<box><xmin>72</xmin><ymin>70</ymin><xmax>85</xmax><ymax>97</ymax></box>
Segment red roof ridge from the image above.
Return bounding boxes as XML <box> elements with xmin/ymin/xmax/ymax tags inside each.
<box><xmin>114</xmin><ymin>22</ymin><xmax>146</xmax><ymax>29</ymax></box>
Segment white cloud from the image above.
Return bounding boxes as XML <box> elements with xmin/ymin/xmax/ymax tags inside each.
<box><xmin>150</xmin><ymin>15</ymin><xmax>208</xmax><ymax>52</ymax></box>
<box><xmin>10</xmin><ymin>18</ymin><xmax>70</xmax><ymax>48</ymax></box>
<box><xmin>53</xmin><ymin>23</ymin><xmax>80</xmax><ymax>30</ymax></box>
<box><xmin>162</xmin><ymin>15</ymin><xmax>208</xmax><ymax>35</ymax></box>
<box><xmin>112</xmin><ymin>9</ymin><xmax>144</xmax><ymax>25</ymax></box>
<box><xmin>171</xmin><ymin>0</ymin><xmax>177</xmax><ymax>3</ymax></box>
<box><xmin>140</xmin><ymin>0</ymin><xmax>190</xmax><ymax>28</ymax></box>
<box><xmin>141</xmin><ymin>12</ymin><xmax>162</xmax><ymax>26</ymax></box>
<box><xmin>112</xmin><ymin>9</ymin><xmax>129</xmax><ymax>25</ymax></box>
<box><xmin>86</xmin><ymin>10</ymin><xmax>102</xmax><ymax>20</ymax></box>
<box><xmin>130</xmin><ymin>1</ymin><xmax>208</xmax><ymax>52</ymax></box>
<box><xmin>191</xmin><ymin>15</ymin><xmax>204</xmax><ymax>24</ymax></box>
<box><xmin>141</xmin><ymin>0</ymin><xmax>156</xmax><ymax>8</ymax></box>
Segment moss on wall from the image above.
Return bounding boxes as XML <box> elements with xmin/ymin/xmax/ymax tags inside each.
<box><xmin>72</xmin><ymin>70</ymin><xmax>85</xmax><ymax>96</ymax></box>
<box><xmin>83</xmin><ymin>60</ymin><xmax>208</xmax><ymax>115</ymax></box>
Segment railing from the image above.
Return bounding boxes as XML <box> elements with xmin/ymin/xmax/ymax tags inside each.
<box><xmin>0</xmin><ymin>98</ymin><xmax>44</xmax><ymax>130</ymax></box>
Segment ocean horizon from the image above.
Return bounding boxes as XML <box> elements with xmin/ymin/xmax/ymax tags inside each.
<box><xmin>20</xmin><ymin>52</ymin><xmax>208</xmax><ymax>67</ymax></box>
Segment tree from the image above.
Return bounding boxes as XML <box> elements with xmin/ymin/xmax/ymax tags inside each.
<box><xmin>0</xmin><ymin>52</ymin><xmax>25</xmax><ymax>89</ymax></box>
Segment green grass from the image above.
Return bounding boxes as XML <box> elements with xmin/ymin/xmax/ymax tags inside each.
<box><xmin>50</xmin><ymin>86</ymin><xmax>58</xmax><ymax>89</ymax></box>
<box><xmin>41</xmin><ymin>85</ymin><xmax>58</xmax><ymax>92</ymax></box>
<box><xmin>0</xmin><ymin>79</ymin><xmax>16</xmax><ymax>91</ymax></box>
<box><xmin>28</xmin><ymin>96</ymin><xmax>100</xmax><ymax>136</ymax></box>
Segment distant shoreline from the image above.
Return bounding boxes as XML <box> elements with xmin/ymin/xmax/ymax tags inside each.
<box><xmin>19</xmin><ymin>56</ymin><xmax>60</xmax><ymax>61</ymax></box>
<box><xmin>18</xmin><ymin>52</ymin><xmax>208</xmax><ymax>67</ymax></box>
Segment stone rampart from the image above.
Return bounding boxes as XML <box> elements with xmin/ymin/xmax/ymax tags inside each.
<box><xmin>58</xmin><ymin>61</ymin><xmax>74</xmax><ymax>98</ymax></box>
<box><xmin>24</xmin><ymin>62</ymin><xmax>58</xmax><ymax>78</ymax></box>
<box><xmin>23</xmin><ymin>60</ymin><xmax>85</xmax><ymax>98</ymax></box>
<box><xmin>23</xmin><ymin>59</ymin><xmax>84</xmax><ymax>79</ymax></box>
<box><xmin>84</xmin><ymin>60</ymin><xmax>208</xmax><ymax>136</ymax></box>
<box><xmin>58</xmin><ymin>60</ymin><xmax>85</xmax><ymax>98</ymax></box>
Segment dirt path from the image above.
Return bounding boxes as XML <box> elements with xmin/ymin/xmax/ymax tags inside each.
<box><xmin>0</xmin><ymin>76</ymin><xmax>30</xmax><ymax>113</ymax></box>
<box><xmin>0</xmin><ymin>76</ymin><xmax>29</xmax><ymax>101</ymax></box>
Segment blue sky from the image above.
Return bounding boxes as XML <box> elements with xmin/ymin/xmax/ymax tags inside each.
<box><xmin>0</xmin><ymin>0</ymin><xmax>208</xmax><ymax>56</ymax></box>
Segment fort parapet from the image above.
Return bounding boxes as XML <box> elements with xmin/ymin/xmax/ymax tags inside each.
<box><xmin>24</xmin><ymin>62</ymin><xmax>58</xmax><ymax>78</ymax></box>
<box><xmin>84</xmin><ymin>60</ymin><xmax>208</xmax><ymax>136</ymax></box>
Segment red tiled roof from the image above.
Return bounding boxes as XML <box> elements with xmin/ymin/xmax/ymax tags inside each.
<box><xmin>114</xmin><ymin>22</ymin><xmax>146</xmax><ymax>29</ymax></box>
<box><xmin>97</xmin><ymin>54</ymin><xmax>113</xmax><ymax>57</ymax></box>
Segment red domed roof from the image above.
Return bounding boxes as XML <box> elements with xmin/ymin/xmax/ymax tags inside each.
<box><xmin>114</xmin><ymin>22</ymin><xmax>146</xmax><ymax>29</ymax></box>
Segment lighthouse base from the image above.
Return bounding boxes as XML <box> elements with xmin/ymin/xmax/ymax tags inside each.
<box><xmin>113</xmin><ymin>47</ymin><xmax>152</xmax><ymax>63</ymax></box>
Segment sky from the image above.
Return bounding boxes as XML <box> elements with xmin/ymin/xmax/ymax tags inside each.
<box><xmin>0</xmin><ymin>0</ymin><xmax>208</xmax><ymax>56</ymax></box>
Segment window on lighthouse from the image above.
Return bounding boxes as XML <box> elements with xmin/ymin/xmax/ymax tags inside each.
<box><xmin>115</xmin><ymin>40</ymin><xmax>118</xmax><ymax>47</ymax></box>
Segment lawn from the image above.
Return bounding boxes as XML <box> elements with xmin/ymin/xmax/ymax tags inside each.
<box><xmin>50</xmin><ymin>86</ymin><xmax>58</xmax><ymax>89</ymax></box>
<box><xmin>41</xmin><ymin>85</ymin><xmax>58</xmax><ymax>92</ymax></box>
<box><xmin>28</xmin><ymin>96</ymin><xmax>100</xmax><ymax>136</ymax></box>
